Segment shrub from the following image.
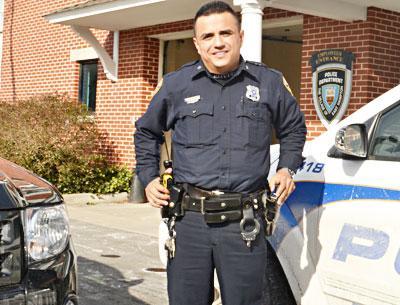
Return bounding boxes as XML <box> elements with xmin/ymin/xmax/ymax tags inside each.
<box><xmin>0</xmin><ymin>94</ymin><xmax>133</xmax><ymax>194</ymax></box>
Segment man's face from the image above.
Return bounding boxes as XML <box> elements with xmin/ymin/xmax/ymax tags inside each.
<box><xmin>193</xmin><ymin>12</ymin><xmax>243</xmax><ymax>74</ymax></box>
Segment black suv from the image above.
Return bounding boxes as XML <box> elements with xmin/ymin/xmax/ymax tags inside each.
<box><xmin>0</xmin><ymin>157</ymin><xmax>77</xmax><ymax>305</ymax></box>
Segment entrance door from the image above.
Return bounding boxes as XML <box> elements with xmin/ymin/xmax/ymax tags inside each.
<box><xmin>159</xmin><ymin>38</ymin><xmax>199</xmax><ymax>168</ymax></box>
<box><xmin>262</xmin><ymin>23</ymin><xmax>302</xmax><ymax>102</ymax></box>
<box><xmin>262</xmin><ymin>23</ymin><xmax>302</xmax><ymax>144</ymax></box>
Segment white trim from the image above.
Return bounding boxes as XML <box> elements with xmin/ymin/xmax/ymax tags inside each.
<box><xmin>113</xmin><ymin>30</ymin><xmax>119</xmax><ymax>80</ymax></box>
<box><xmin>149</xmin><ymin>30</ymin><xmax>193</xmax><ymax>41</ymax></box>
<box><xmin>70</xmin><ymin>47</ymin><xmax>99</xmax><ymax>62</ymax></box>
<box><xmin>158</xmin><ymin>40</ymin><xmax>164</xmax><ymax>81</ymax></box>
<box><xmin>262</xmin><ymin>15</ymin><xmax>304</xmax><ymax>30</ymax></box>
<box><xmin>45</xmin><ymin>0</ymin><xmax>165</xmax><ymax>24</ymax></box>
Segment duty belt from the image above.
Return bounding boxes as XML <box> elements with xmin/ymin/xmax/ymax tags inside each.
<box><xmin>180</xmin><ymin>184</ymin><xmax>263</xmax><ymax>224</ymax></box>
<box><xmin>164</xmin><ymin>183</ymin><xmax>268</xmax><ymax>250</ymax></box>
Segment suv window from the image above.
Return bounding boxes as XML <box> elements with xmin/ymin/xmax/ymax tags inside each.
<box><xmin>370</xmin><ymin>103</ymin><xmax>400</xmax><ymax>160</ymax></box>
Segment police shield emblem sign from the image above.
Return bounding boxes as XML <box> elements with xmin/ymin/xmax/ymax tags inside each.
<box><xmin>310</xmin><ymin>49</ymin><xmax>355</xmax><ymax>128</ymax></box>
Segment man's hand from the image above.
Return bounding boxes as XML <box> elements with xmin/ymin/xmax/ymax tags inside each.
<box><xmin>268</xmin><ymin>168</ymin><xmax>295</xmax><ymax>206</ymax></box>
<box><xmin>145</xmin><ymin>168</ymin><xmax>172</xmax><ymax>208</ymax></box>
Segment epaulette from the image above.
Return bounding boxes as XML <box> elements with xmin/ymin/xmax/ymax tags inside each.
<box><xmin>176</xmin><ymin>60</ymin><xmax>200</xmax><ymax>72</ymax></box>
<box><xmin>245</xmin><ymin>60</ymin><xmax>267</xmax><ymax>68</ymax></box>
<box><xmin>268</xmin><ymin>68</ymin><xmax>284</xmax><ymax>77</ymax></box>
<box><xmin>245</xmin><ymin>60</ymin><xmax>279</xmax><ymax>74</ymax></box>
<box><xmin>245</xmin><ymin>60</ymin><xmax>285</xmax><ymax>80</ymax></box>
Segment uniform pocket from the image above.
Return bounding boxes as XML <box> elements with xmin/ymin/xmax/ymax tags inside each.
<box><xmin>235</xmin><ymin>101</ymin><xmax>270</xmax><ymax>148</ymax></box>
<box><xmin>177</xmin><ymin>102</ymin><xmax>214</xmax><ymax>145</ymax></box>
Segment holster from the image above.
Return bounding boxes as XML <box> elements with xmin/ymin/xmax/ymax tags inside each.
<box><xmin>262</xmin><ymin>190</ymin><xmax>281</xmax><ymax>236</ymax></box>
<box><xmin>161</xmin><ymin>184</ymin><xmax>185</xmax><ymax>218</ymax></box>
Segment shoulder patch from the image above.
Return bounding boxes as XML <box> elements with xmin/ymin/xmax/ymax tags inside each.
<box><xmin>152</xmin><ymin>78</ymin><xmax>163</xmax><ymax>97</ymax></box>
<box><xmin>282</xmin><ymin>76</ymin><xmax>294</xmax><ymax>96</ymax></box>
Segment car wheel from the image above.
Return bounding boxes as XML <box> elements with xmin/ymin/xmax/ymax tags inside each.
<box><xmin>262</xmin><ymin>240</ymin><xmax>297</xmax><ymax>305</ymax></box>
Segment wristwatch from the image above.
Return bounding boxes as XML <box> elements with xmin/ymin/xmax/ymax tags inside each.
<box><xmin>287</xmin><ymin>168</ymin><xmax>296</xmax><ymax>178</ymax></box>
<box><xmin>279</xmin><ymin>167</ymin><xmax>296</xmax><ymax>178</ymax></box>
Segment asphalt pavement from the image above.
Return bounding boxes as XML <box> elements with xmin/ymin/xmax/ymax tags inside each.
<box><xmin>65</xmin><ymin>195</ymin><xmax>168</xmax><ymax>305</ymax></box>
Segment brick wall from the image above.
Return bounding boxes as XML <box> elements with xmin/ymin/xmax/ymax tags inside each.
<box><xmin>0</xmin><ymin>0</ymin><xmax>111</xmax><ymax>100</ymax></box>
<box><xmin>2</xmin><ymin>1</ymin><xmax>400</xmax><ymax>167</ymax></box>
<box><xmin>95</xmin><ymin>20</ymin><xmax>193</xmax><ymax>166</ymax></box>
<box><xmin>301</xmin><ymin>7</ymin><xmax>400</xmax><ymax>139</ymax></box>
<box><xmin>0</xmin><ymin>0</ymin><xmax>193</xmax><ymax>167</ymax></box>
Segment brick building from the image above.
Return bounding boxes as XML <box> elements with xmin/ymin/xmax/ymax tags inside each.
<box><xmin>1</xmin><ymin>0</ymin><xmax>400</xmax><ymax>170</ymax></box>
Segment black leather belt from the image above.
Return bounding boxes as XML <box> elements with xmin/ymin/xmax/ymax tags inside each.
<box><xmin>179</xmin><ymin>185</ymin><xmax>263</xmax><ymax>224</ymax></box>
<box><xmin>182</xmin><ymin>194</ymin><xmax>242</xmax><ymax>223</ymax></box>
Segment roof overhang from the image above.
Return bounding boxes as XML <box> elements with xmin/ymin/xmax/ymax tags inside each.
<box><xmin>44</xmin><ymin>0</ymin><xmax>400</xmax><ymax>31</ymax></box>
<box><xmin>44</xmin><ymin>0</ymin><xmax>215</xmax><ymax>31</ymax></box>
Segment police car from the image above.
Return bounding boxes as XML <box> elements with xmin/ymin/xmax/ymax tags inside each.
<box><xmin>266</xmin><ymin>84</ymin><xmax>400</xmax><ymax>305</ymax></box>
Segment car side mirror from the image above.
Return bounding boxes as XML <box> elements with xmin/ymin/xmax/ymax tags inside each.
<box><xmin>335</xmin><ymin>124</ymin><xmax>368</xmax><ymax>158</ymax></box>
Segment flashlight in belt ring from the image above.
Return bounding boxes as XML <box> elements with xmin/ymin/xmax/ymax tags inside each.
<box><xmin>161</xmin><ymin>160</ymin><xmax>173</xmax><ymax>219</ymax></box>
<box><xmin>161</xmin><ymin>160</ymin><xmax>173</xmax><ymax>189</ymax></box>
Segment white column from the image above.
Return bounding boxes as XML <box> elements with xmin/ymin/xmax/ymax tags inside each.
<box><xmin>234</xmin><ymin>0</ymin><xmax>265</xmax><ymax>62</ymax></box>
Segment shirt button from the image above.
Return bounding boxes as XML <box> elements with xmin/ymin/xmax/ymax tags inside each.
<box><xmin>192</xmin><ymin>110</ymin><xmax>197</xmax><ymax>114</ymax></box>
<box><xmin>221</xmin><ymin>105</ymin><xmax>225</xmax><ymax>110</ymax></box>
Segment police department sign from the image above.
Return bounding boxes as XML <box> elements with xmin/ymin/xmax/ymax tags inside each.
<box><xmin>310</xmin><ymin>49</ymin><xmax>355</xmax><ymax>128</ymax></box>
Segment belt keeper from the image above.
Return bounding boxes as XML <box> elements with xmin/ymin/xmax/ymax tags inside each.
<box><xmin>200</xmin><ymin>197</ymin><xmax>206</xmax><ymax>214</ymax></box>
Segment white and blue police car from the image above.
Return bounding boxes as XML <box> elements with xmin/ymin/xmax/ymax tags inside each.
<box><xmin>266</xmin><ymin>84</ymin><xmax>400</xmax><ymax>305</ymax></box>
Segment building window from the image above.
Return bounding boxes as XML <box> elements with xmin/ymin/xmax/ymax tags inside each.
<box><xmin>79</xmin><ymin>61</ymin><xmax>98</xmax><ymax>111</ymax></box>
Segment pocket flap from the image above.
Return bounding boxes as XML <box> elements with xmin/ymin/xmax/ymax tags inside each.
<box><xmin>180</xmin><ymin>102</ymin><xmax>214</xmax><ymax>118</ymax></box>
<box><xmin>236</xmin><ymin>102</ymin><xmax>266</xmax><ymax>121</ymax></box>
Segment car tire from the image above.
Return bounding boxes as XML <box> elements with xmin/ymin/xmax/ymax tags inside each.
<box><xmin>262</xmin><ymin>240</ymin><xmax>297</xmax><ymax>305</ymax></box>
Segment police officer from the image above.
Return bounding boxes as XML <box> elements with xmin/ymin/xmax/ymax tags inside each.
<box><xmin>134</xmin><ymin>1</ymin><xmax>306</xmax><ymax>304</ymax></box>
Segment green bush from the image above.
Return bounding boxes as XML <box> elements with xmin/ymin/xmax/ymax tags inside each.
<box><xmin>0</xmin><ymin>94</ymin><xmax>133</xmax><ymax>194</ymax></box>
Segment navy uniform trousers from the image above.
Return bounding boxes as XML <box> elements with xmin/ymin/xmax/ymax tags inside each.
<box><xmin>167</xmin><ymin>211</ymin><xmax>267</xmax><ymax>305</ymax></box>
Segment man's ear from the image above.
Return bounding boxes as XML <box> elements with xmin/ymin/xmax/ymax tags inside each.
<box><xmin>193</xmin><ymin>37</ymin><xmax>201</xmax><ymax>55</ymax></box>
<box><xmin>239</xmin><ymin>30</ymin><xmax>244</xmax><ymax>47</ymax></box>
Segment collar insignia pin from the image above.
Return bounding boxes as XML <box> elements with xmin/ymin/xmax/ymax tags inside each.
<box><xmin>246</xmin><ymin>85</ymin><xmax>260</xmax><ymax>102</ymax></box>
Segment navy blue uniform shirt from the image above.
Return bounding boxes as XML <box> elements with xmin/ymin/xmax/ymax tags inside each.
<box><xmin>134</xmin><ymin>59</ymin><xmax>307</xmax><ymax>193</ymax></box>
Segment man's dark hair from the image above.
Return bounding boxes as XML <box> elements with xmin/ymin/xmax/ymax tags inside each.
<box><xmin>194</xmin><ymin>1</ymin><xmax>240</xmax><ymax>30</ymax></box>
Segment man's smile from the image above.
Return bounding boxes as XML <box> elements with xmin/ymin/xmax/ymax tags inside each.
<box><xmin>212</xmin><ymin>50</ymin><xmax>229</xmax><ymax>58</ymax></box>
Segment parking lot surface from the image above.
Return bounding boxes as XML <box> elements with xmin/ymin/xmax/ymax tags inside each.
<box><xmin>66</xmin><ymin>201</ymin><xmax>168</xmax><ymax>305</ymax></box>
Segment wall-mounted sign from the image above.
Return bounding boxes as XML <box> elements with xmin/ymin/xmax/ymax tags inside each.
<box><xmin>310</xmin><ymin>49</ymin><xmax>355</xmax><ymax>128</ymax></box>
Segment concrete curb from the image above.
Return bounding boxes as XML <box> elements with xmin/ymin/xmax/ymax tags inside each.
<box><xmin>62</xmin><ymin>192</ymin><xmax>129</xmax><ymax>205</ymax></box>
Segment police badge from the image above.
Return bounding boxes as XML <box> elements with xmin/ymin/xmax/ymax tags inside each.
<box><xmin>310</xmin><ymin>49</ymin><xmax>355</xmax><ymax>128</ymax></box>
<box><xmin>245</xmin><ymin>85</ymin><xmax>260</xmax><ymax>102</ymax></box>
